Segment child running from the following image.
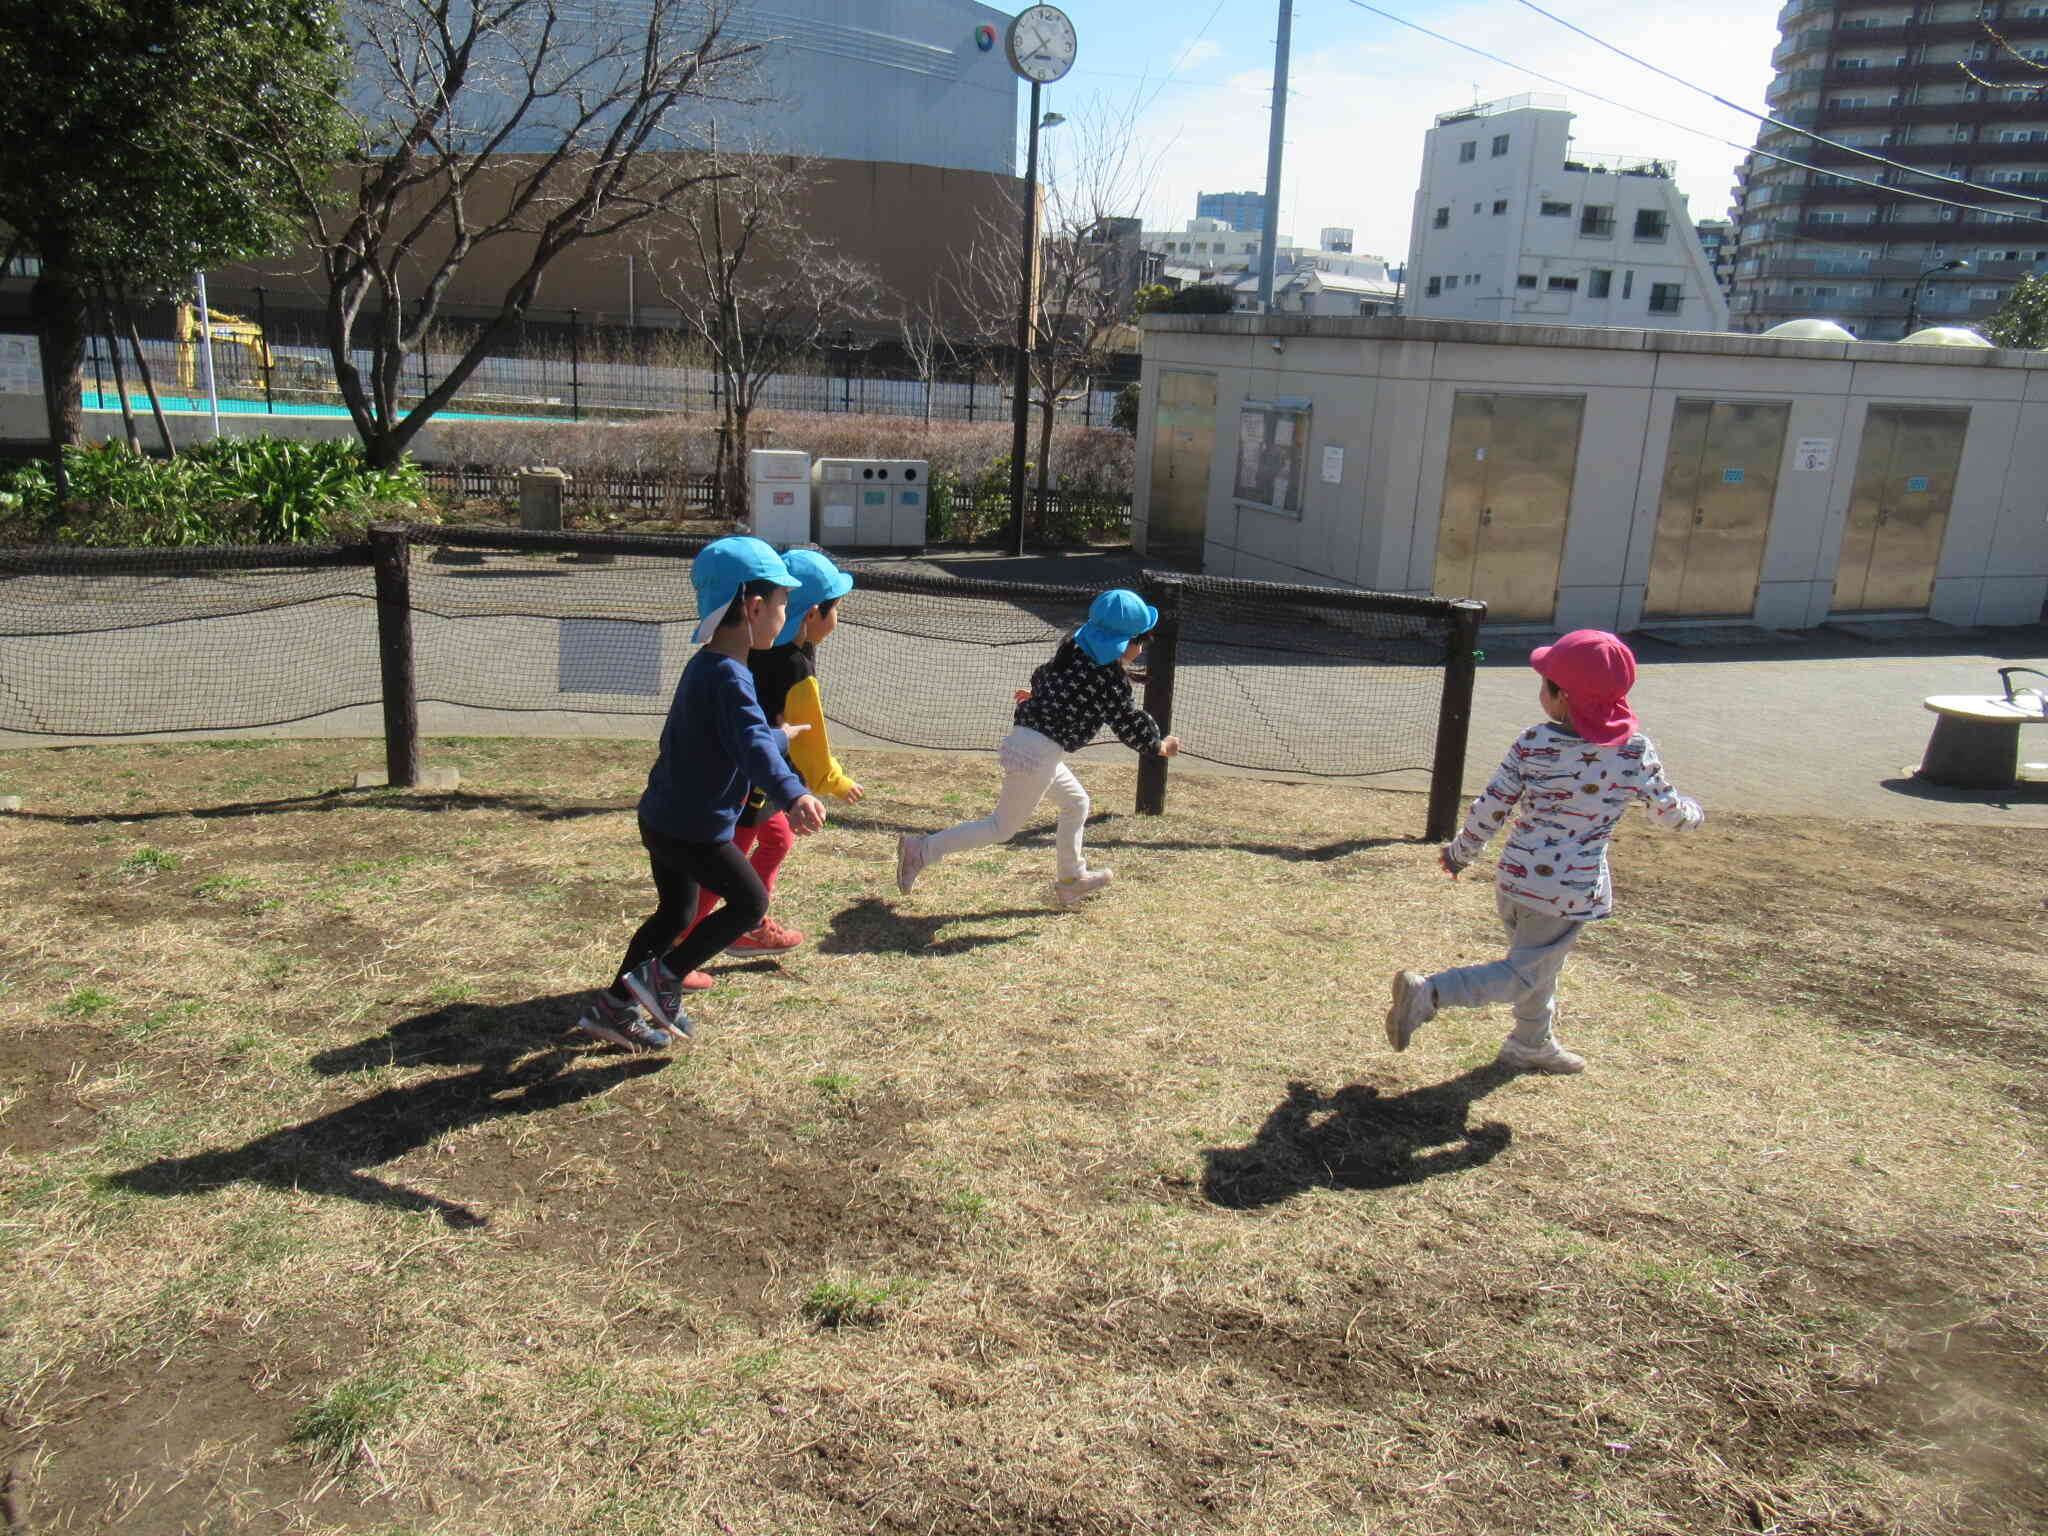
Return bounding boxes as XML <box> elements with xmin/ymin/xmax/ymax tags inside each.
<box><xmin>895</xmin><ymin>588</ymin><xmax>1179</xmax><ymax>908</ymax></box>
<box><xmin>668</xmin><ymin>548</ymin><xmax>864</xmax><ymax>988</ymax></box>
<box><xmin>1385</xmin><ymin>629</ymin><xmax>1703</xmax><ymax>1074</ymax></box>
<box><xmin>576</xmin><ymin>537</ymin><xmax>826</xmax><ymax>1050</ymax></box>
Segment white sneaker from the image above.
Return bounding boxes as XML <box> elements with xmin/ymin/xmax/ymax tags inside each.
<box><xmin>1053</xmin><ymin>869</ymin><xmax>1114</xmax><ymax>908</ymax></box>
<box><xmin>1384</xmin><ymin>971</ymin><xmax>1434</xmax><ymax>1052</ymax></box>
<box><xmin>895</xmin><ymin>832</ymin><xmax>927</xmax><ymax>895</ymax></box>
<box><xmin>1497</xmin><ymin>1037</ymin><xmax>1586</xmax><ymax>1075</ymax></box>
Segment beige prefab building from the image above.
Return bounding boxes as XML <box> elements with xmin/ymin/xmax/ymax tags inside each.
<box><xmin>1136</xmin><ymin>313</ymin><xmax>2048</xmax><ymax>631</ymax></box>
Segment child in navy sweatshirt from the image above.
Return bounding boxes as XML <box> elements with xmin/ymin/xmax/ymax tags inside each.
<box><xmin>576</xmin><ymin>537</ymin><xmax>826</xmax><ymax>1050</ymax></box>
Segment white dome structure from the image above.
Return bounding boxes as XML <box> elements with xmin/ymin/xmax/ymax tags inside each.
<box><xmin>1760</xmin><ymin>318</ymin><xmax>1857</xmax><ymax>342</ymax></box>
<box><xmin>1899</xmin><ymin>326</ymin><xmax>1994</xmax><ymax>348</ymax></box>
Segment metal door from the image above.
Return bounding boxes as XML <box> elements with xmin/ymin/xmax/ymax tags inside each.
<box><xmin>1433</xmin><ymin>392</ymin><xmax>1583</xmax><ymax>623</ymax></box>
<box><xmin>1147</xmin><ymin>370</ymin><xmax>1216</xmax><ymax>566</ymax></box>
<box><xmin>1645</xmin><ymin>399</ymin><xmax>1790</xmax><ymax>618</ymax></box>
<box><xmin>1832</xmin><ymin>406</ymin><xmax>1969</xmax><ymax>612</ymax></box>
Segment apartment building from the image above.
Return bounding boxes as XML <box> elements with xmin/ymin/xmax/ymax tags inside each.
<box><xmin>1730</xmin><ymin>0</ymin><xmax>2048</xmax><ymax>337</ymax></box>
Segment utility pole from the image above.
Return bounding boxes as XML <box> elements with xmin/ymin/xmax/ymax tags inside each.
<box><xmin>1256</xmin><ymin>1</ymin><xmax>1294</xmax><ymax>312</ymax></box>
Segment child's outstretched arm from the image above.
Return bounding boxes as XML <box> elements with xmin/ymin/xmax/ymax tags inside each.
<box><xmin>1634</xmin><ymin>741</ymin><xmax>1705</xmax><ymax>831</ymax></box>
<box><xmin>1442</xmin><ymin>739</ymin><xmax>1529</xmax><ymax>874</ymax></box>
<box><xmin>779</xmin><ymin>673</ymin><xmax>861</xmax><ymax>802</ymax></box>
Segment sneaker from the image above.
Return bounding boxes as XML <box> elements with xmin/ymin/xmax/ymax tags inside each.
<box><xmin>1497</xmin><ymin>1037</ymin><xmax>1586</xmax><ymax>1075</ymax></box>
<box><xmin>1385</xmin><ymin>971</ymin><xmax>1435</xmax><ymax>1052</ymax></box>
<box><xmin>1053</xmin><ymin>869</ymin><xmax>1114</xmax><ymax>908</ymax></box>
<box><xmin>895</xmin><ymin>832</ymin><xmax>927</xmax><ymax>895</ymax></box>
<box><xmin>679</xmin><ymin>968</ymin><xmax>714</xmax><ymax>992</ymax></box>
<box><xmin>573</xmin><ymin>991</ymin><xmax>670</xmax><ymax>1052</ymax></box>
<box><xmin>728</xmin><ymin>917</ymin><xmax>803</xmax><ymax>954</ymax></box>
<box><xmin>621</xmin><ymin>959</ymin><xmax>696</xmax><ymax>1039</ymax></box>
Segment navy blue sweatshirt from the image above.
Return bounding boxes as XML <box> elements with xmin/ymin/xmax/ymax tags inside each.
<box><xmin>638</xmin><ymin>651</ymin><xmax>807</xmax><ymax>842</ymax></box>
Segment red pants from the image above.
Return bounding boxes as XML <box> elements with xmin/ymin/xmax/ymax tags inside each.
<box><xmin>678</xmin><ymin>812</ymin><xmax>792</xmax><ymax>941</ymax></box>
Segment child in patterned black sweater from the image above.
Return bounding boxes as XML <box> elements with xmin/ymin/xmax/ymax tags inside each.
<box><xmin>895</xmin><ymin>589</ymin><xmax>1181</xmax><ymax>908</ymax></box>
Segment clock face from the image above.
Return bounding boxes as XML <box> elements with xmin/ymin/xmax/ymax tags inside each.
<box><xmin>1005</xmin><ymin>5</ymin><xmax>1076</xmax><ymax>83</ymax></box>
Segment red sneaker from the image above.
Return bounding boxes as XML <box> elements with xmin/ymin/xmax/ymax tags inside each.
<box><xmin>727</xmin><ymin>917</ymin><xmax>803</xmax><ymax>954</ymax></box>
<box><xmin>680</xmin><ymin>969</ymin><xmax>714</xmax><ymax>991</ymax></box>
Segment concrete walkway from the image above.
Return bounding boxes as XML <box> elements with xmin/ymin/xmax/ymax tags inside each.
<box><xmin>862</xmin><ymin>549</ymin><xmax>2048</xmax><ymax>827</ymax></box>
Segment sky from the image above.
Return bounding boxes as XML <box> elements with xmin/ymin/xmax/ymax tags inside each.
<box><xmin>1022</xmin><ymin>0</ymin><xmax>1784</xmax><ymax>263</ymax></box>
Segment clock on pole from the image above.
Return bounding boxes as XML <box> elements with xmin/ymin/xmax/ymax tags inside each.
<box><xmin>1001</xmin><ymin>5</ymin><xmax>1078</xmax><ymax>554</ymax></box>
<box><xmin>1004</xmin><ymin>5</ymin><xmax>1076</xmax><ymax>84</ymax></box>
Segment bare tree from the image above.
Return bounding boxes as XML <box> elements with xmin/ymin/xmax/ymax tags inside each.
<box><xmin>948</xmin><ymin>103</ymin><xmax>1152</xmax><ymax>536</ymax></box>
<box><xmin>656</xmin><ymin>149</ymin><xmax>883</xmax><ymax>522</ymax></box>
<box><xmin>896</xmin><ymin>284</ymin><xmax>961</xmax><ymax>431</ymax></box>
<box><xmin>282</xmin><ymin>0</ymin><xmax>762</xmax><ymax>467</ymax></box>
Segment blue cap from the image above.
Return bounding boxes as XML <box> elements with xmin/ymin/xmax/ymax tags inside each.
<box><xmin>691</xmin><ymin>536</ymin><xmax>799</xmax><ymax>644</ymax></box>
<box><xmin>1073</xmin><ymin>588</ymin><xmax>1159</xmax><ymax>664</ymax></box>
<box><xmin>774</xmin><ymin>548</ymin><xmax>856</xmax><ymax>646</ymax></box>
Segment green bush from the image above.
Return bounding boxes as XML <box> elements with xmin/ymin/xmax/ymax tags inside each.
<box><xmin>0</xmin><ymin>438</ymin><xmax>427</xmax><ymax>547</ymax></box>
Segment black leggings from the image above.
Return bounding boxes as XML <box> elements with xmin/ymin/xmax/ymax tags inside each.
<box><xmin>609</xmin><ymin>821</ymin><xmax>770</xmax><ymax>996</ymax></box>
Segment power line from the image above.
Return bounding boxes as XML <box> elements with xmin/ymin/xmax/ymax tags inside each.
<box><xmin>1512</xmin><ymin>0</ymin><xmax>2048</xmax><ymax>211</ymax></box>
<box><xmin>1333</xmin><ymin>0</ymin><xmax>2048</xmax><ymax>227</ymax></box>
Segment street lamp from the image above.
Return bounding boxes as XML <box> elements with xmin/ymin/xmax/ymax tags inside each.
<box><xmin>1905</xmin><ymin>258</ymin><xmax>1968</xmax><ymax>336</ymax></box>
<box><xmin>1007</xmin><ymin>106</ymin><xmax>1067</xmax><ymax>555</ymax></box>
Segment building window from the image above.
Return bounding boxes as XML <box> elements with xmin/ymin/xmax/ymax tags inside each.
<box><xmin>1580</xmin><ymin>205</ymin><xmax>1615</xmax><ymax>237</ymax></box>
<box><xmin>1433</xmin><ymin>206</ymin><xmax>1449</xmax><ymax>228</ymax></box>
<box><xmin>1459</xmin><ymin>140</ymin><xmax>1477</xmax><ymax>162</ymax></box>
<box><xmin>1588</xmin><ymin>268</ymin><xmax>1612</xmax><ymax>297</ymax></box>
<box><xmin>1492</xmin><ymin>199</ymin><xmax>1508</xmax><ymax>215</ymax></box>
<box><xmin>1548</xmin><ymin>276</ymin><xmax>1580</xmax><ymax>291</ymax></box>
<box><xmin>1633</xmin><ymin>209</ymin><xmax>1668</xmax><ymax>241</ymax></box>
<box><xmin>1517</xmin><ymin>274</ymin><xmax>1538</xmax><ymax>289</ymax></box>
<box><xmin>1623</xmin><ymin>269</ymin><xmax>1634</xmax><ymax>299</ymax></box>
<box><xmin>1445</xmin><ymin>275</ymin><xmax>1459</xmax><ymax>289</ymax></box>
<box><xmin>1425</xmin><ymin>276</ymin><xmax>1442</xmax><ymax>296</ymax></box>
<box><xmin>1491</xmin><ymin>133</ymin><xmax>1510</xmax><ymax>156</ymax></box>
<box><xmin>1539</xmin><ymin>200</ymin><xmax>1573</xmax><ymax>217</ymax></box>
<box><xmin>1648</xmin><ymin>282</ymin><xmax>1683</xmax><ymax>314</ymax></box>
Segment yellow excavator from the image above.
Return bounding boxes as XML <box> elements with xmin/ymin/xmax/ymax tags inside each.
<box><xmin>173</xmin><ymin>302</ymin><xmax>275</xmax><ymax>392</ymax></box>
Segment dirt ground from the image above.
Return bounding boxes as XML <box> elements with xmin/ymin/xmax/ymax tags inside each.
<box><xmin>0</xmin><ymin>739</ymin><xmax>2042</xmax><ymax>1535</ymax></box>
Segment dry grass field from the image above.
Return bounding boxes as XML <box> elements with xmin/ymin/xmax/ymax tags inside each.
<box><xmin>0</xmin><ymin>737</ymin><xmax>2042</xmax><ymax>1535</ymax></box>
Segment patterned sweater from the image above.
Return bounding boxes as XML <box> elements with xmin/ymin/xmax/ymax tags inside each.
<box><xmin>1446</xmin><ymin>722</ymin><xmax>1704</xmax><ymax>919</ymax></box>
<box><xmin>1013</xmin><ymin>636</ymin><xmax>1165</xmax><ymax>755</ymax></box>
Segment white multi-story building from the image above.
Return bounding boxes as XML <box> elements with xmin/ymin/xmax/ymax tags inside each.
<box><xmin>1405</xmin><ymin>93</ymin><xmax>1730</xmax><ymax>331</ymax></box>
<box><xmin>1142</xmin><ymin>219</ymin><xmax>1284</xmax><ymax>273</ymax></box>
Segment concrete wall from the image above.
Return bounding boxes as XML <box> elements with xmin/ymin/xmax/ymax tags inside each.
<box><xmin>1135</xmin><ymin>313</ymin><xmax>2048</xmax><ymax>629</ymax></box>
<box><xmin>0</xmin><ymin>392</ymin><xmax>461</xmax><ymax>460</ymax></box>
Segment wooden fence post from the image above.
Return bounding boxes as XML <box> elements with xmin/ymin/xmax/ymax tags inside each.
<box><xmin>369</xmin><ymin>524</ymin><xmax>420</xmax><ymax>788</ymax></box>
<box><xmin>1426</xmin><ymin>599</ymin><xmax>1487</xmax><ymax>842</ymax></box>
<box><xmin>1135</xmin><ymin>575</ymin><xmax>1183</xmax><ymax>815</ymax></box>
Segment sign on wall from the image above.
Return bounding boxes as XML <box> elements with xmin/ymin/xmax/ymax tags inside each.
<box><xmin>1234</xmin><ymin>397</ymin><xmax>1312</xmax><ymax>513</ymax></box>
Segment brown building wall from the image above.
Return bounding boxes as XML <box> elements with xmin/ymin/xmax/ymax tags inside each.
<box><xmin>199</xmin><ymin>155</ymin><xmax>1021</xmax><ymax>341</ymax></box>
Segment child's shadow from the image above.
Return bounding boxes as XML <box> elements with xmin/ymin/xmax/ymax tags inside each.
<box><xmin>1200</xmin><ymin>1065</ymin><xmax>1516</xmax><ymax>1208</ymax></box>
<box><xmin>819</xmin><ymin>896</ymin><xmax>1044</xmax><ymax>958</ymax></box>
<box><xmin>308</xmin><ymin>990</ymin><xmax>601</xmax><ymax>1075</ymax></box>
<box><xmin>106</xmin><ymin>1053</ymin><xmax>668</xmax><ymax>1227</ymax></box>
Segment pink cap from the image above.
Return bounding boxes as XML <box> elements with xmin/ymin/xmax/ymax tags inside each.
<box><xmin>1530</xmin><ymin>630</ymin><xmax>1639</xmax><ymax>746</ymax></box>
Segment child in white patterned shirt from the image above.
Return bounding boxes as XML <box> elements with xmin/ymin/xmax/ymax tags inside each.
<box><xmin>1385</xmin><ymin>630</ymin><xmax>1704</xmax><ymax>1075</ymax></box>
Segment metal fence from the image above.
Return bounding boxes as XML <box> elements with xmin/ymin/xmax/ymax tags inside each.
<box><xmin>415</xmin><ymin>466</ymin><xmax>1133</xmax><ymax>536</ymax></box>
<box><xmin>71</xmin><ymin>328</ymin><xmax>1129</xmax><ymax>429</ymax></box>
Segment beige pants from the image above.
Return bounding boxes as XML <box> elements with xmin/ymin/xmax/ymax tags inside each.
<box><xmin>922</xmin><ymin>726</ymin><xmax>1089</xmax><ymax>881</ymax></box>
<box><xmin>1427</xmin><ymin>891</ymin><xmax>1586</xmax><ymax>1048</ymax></box>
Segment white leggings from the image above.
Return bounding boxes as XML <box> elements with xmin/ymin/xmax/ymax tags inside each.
<box><xmin>922</xmin><ymin>726</ymin><xmax>1089</xmax><ymax>880</ymax></box>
